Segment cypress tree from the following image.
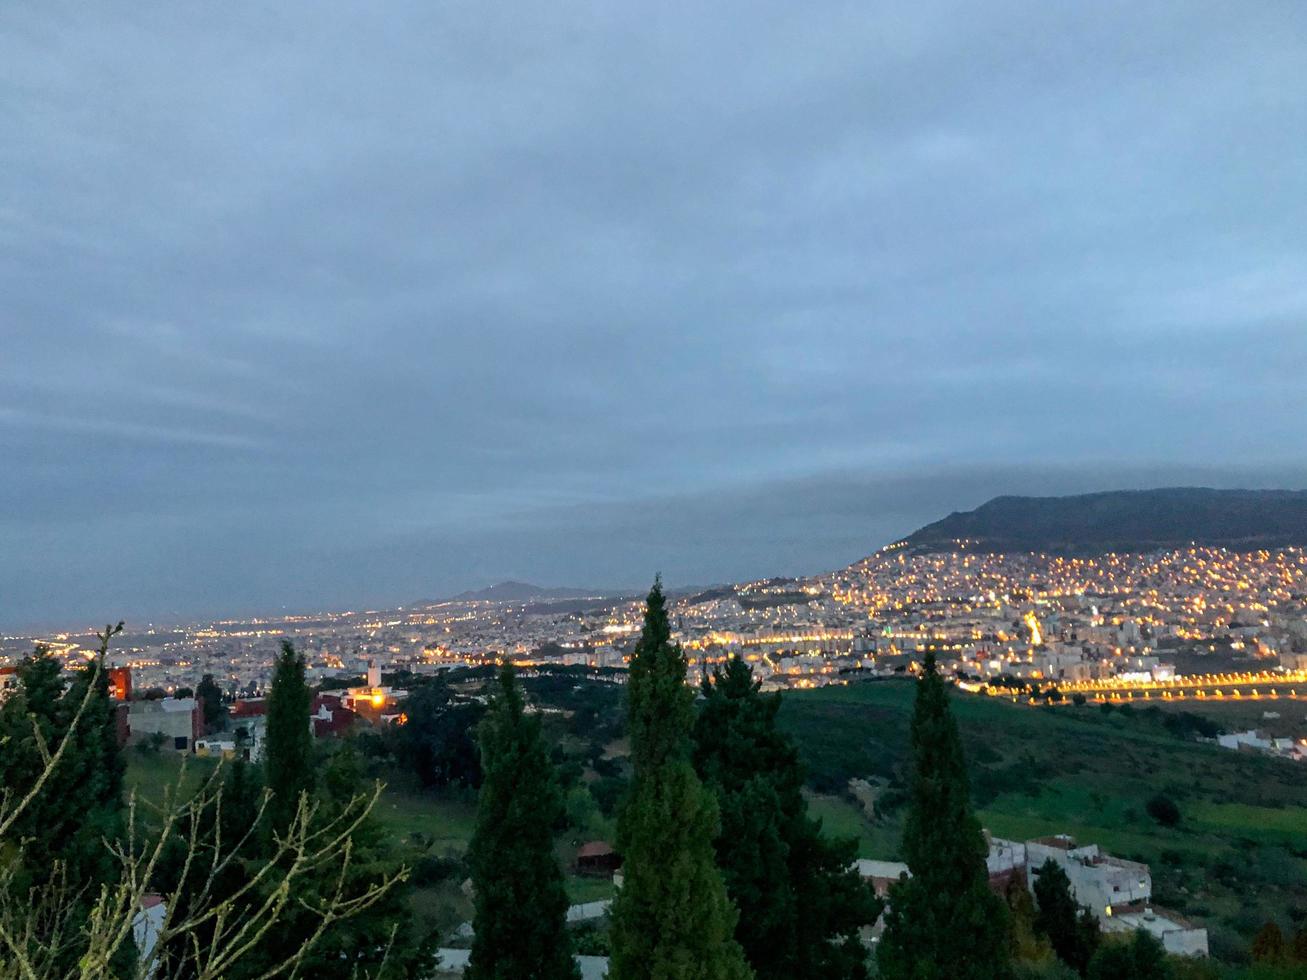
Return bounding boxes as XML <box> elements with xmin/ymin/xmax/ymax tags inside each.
<box><xmin>264</xmin><ymin>640</ymin><xmax>315</xmax><ymax>832</ymax></box>
<box><xmin>196</xmin><ymin>673</ymin><xmax>225</xmax><ymax>734</ymax></box>
<box><xmin>693</xmin><ymin>656</ymin><xmax>879</xmax><ymax>979</ymax></box>
<box><xmin>878</xmin><ymin>654</ymin><xmax>1011</xmax><ymax>980</ymax></box>
<box><xmin>609</xmin><ymin>581</ymin><xmax>752</xmax><ymax>980</ymax></box>
<box><xmin>1032</xmin><ymin>858</ymin><xmax>1099</xmax><ymax>974</ymax></box>
<box><xmin>466</xmin><ymin>664</ymin><xmax>578</xmax><ymax>980</ymax></box>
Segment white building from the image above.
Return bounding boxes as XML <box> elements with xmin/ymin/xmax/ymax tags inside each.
<box><xmin>435</xmin><ymin>949</ymin><xmax>607</xmax><ymax>979</ymax></box>
<box><xmin>1026</xmin><ymin>835</ymin><xmax>1207</xmax><ymax>958</ymax></box>
<box><xmin>1027</xmin><ymin>836</ymin><xmax>1151</xmax><ymax>921</ymax></box>
<box><xmin>854</xmin><ymin>859</ymin><xmax>911</xmax><ymax>897</ymax></box>
<box><xmin>1106</xmin><ymin>907</ymin><xmax>1209</xmax><ymax>957</ymax></box>
<box><xmin>134</xmin><ymin>896</ymin><xmax>166</xmax><ymax>979</ymax></box>
<box><xmin>128</xmin><ymin>697</ymin><xmax>200</xmax><ymax>752</ymax></box>
<box><xmin>194</xmin><ymin>737</ymin><xmax>238</xmax><ymax>758</ymax></box>
<box><xmin>1217</xmin><ymin>730</ymin><xmax>1273</xmax><ymax>752</ymax></box>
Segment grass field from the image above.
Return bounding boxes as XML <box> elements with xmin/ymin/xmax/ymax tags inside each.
<box><xmin>803</xmin><ymin>792</ymin><xmax>900</xmax><ymax>857</ymax></box>
<box><xmin>124</xmin><ymin>748</ymin><xmax>219</xmax><ymax>803</ymax></box>
<box><xmin>370</xmin><ymin>787</ymin><xmax>478</xmax><ymax>850</ymax></box>
<box><xmin>779</xmin><ymin>678</ymin><xmax>1307</xmax><ymax>960</ymax></box>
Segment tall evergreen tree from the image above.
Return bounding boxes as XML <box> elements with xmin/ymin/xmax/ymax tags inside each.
<box><xmin>466</xmin><ymin>664</ymin><xmax>578</xmax><ymax>980</ymax></box>
<box><xmin>1032</xmin><ymin>858</ymin><xmax>1100</xmax><ymax>975</ymax></box>
<box><xmin>693</xmin><ymin>656</ymin><xmax>879</xmax><ymax>979</ymax></box>
<box><xmin>195</xmin><ymin>673</ymin><xmax>225</xmax><ymax>734</ymax></box>
<box><xmin>264</xmin><ymin>640</ymin><xmax>315</xmax><ymax>832</ymax></box>
<box><xmin>878</xmin><ymin>654</ymin><xmax>1011</xmax><ymax>980</ymax></box>
<box><xmin>609</xmin><ymin>581</ymin><xmax>753</xmax><ymax>980</ymax></box>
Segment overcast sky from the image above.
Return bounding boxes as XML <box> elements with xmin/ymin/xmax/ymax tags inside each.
<box><xmin>4</xmin><ymin>2</ymin><xmax>1307</xmax><ymax>629</ymax></box>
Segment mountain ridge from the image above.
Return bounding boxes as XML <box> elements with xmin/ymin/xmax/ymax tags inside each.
<box><xmin>900</xmin><ymin>487</ymin><xmax>1307</xmax><ymax>555</ymax></box>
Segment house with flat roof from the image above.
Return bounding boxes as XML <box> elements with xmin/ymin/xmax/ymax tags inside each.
<box><xmin>128</xmin><ymin>697</ymin><xmax>202</xmax><ymax>752</ymax></box>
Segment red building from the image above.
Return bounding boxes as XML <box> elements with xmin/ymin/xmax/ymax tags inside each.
<box><xmin>108</xmin><ymin>666</ymin><xmax>132</xmax><ymax>702</ymax></box>
<box><xmin>0</xmin><ymin>666</ymin><xmax>18</xmax><ymax>701</ymax></box>
<box><xmin>311</xmin><ymin>692</ymin><xmax>359</xmax><ymax>737</ymax></box>
<box><xmin>230</xmin><ymin>697</ymin><xmax>268</xmax><ymax>718</ymax></box>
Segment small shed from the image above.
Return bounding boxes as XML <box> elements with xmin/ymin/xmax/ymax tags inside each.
<box><xmin>574</xmin><ymin>841</ymin><xmax>621</xmax><ymax>876</ymax></box>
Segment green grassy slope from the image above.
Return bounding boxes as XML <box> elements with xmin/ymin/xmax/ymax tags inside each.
<box><xmin>779</xmin><ymin>679</ymin><xmax>1307</xmax><ymax>961</ymax></box>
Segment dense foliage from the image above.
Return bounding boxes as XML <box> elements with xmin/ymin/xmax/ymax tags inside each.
<box><xmin>392</xmin><ymin>678</ymin><xmax>485</xmax><ymax>789</ymax></box>
<box><xmin>1086</xmin><ymin>930</ymin><xmax>1170</xmax><ymax>980</ymax></box>
<box><xmin>0</xmin><ymin>638</ymin><xmax>128</xmax><ymax>971</ymax></box>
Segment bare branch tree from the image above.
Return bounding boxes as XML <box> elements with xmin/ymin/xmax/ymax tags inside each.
<box><xmin>0</xmin><ymin>625</ymin><xmax>409</xmax><ymax>980</ymax></box>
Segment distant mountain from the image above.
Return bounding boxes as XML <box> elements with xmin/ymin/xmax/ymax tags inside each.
<box><xmin>440</xmin><ymin>581</ymin><xmax>613</xmax><ymax>603</ymax></box>
<box><xmin>901</xmin><ymin>488</ymin><xmax>1307</xmax><ymax>555</ymax></box>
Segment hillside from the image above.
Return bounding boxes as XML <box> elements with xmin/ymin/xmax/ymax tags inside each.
<box><xmin>902</xmin><ymin>487</ymin><xmax>1307</xmax><ymax>554</ymax></box>
<box><xmin>778</xmin><ymin>680</ymin><xmax>1307</xmax><ymax>962</ymax></box>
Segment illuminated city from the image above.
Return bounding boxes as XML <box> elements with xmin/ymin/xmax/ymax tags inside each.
<box><xmin>7</xmin><ymin>544</ymin><xmax>1307</xmax><ymax>728</ymax></box>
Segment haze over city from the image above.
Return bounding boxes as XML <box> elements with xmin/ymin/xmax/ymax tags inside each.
<box><xmin>5</xmin><ymin>2</ymin><xmax>1307</xmax><ymax>628</ymax></box>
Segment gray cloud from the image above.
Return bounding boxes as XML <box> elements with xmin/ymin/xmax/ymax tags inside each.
<box><xmin>3</xmin><ymin>1</ymin><xmax>1306</xmax><ymax>628</ymax></box>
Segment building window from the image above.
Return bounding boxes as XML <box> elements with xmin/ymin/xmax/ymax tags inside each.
<box><xmin>174</xmin><ymin>736</ymin><xmax>188</xmax><ymax>751</ymax></box>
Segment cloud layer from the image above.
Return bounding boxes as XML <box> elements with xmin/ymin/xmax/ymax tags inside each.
<box><xmin>3</xmin><ymin>1</ymin><xmax>1306</xmax><ymax>627</ymax></box>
